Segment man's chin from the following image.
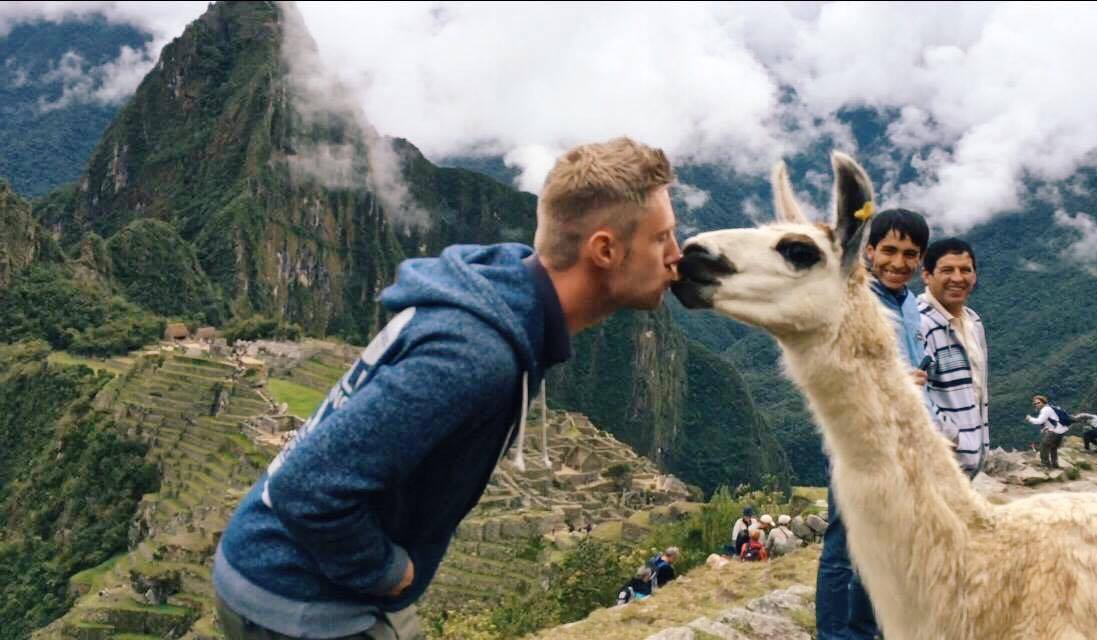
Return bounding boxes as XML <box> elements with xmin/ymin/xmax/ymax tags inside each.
<box><xmin>631</xmin><ymin>292</ymin><xmax>665</xmax><ymax>311</ymax></box>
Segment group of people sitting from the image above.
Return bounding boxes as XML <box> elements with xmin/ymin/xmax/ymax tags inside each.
<box><xmin>725</xmin><ymin>507</ymin><xmax>802</xmax><ymax>562</ymax></box>
<box><xmin>615</xmin><ymin>547</ymin><xmax>680</xmax><ymax>605</ymax></box>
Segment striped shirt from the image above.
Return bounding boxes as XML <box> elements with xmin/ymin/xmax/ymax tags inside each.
<box><xmin>918</xmin><ymin>293</ymin><xmax>990</xmax><ymax>475</ymax></box>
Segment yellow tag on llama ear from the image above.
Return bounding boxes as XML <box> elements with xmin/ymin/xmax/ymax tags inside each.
<box><xmin>853</xmin><ymin>201</ymin><xmax>875</xmax><ymax>221</ymax></box>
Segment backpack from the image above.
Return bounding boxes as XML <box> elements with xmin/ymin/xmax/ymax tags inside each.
<box><xmin>647</xmin><ymin>554</ymin><xmax>668</xmax><ymax>573</ymax></box>
<box><xmin>742</xmin><ymin>542</ymin><xmax>762</xmax><ymax>562</ymax></box>
<box><xmin>616</xmin><ymin>585</ymin><xmax>635</xmax><ymax>606</ymax></box>
<box><xmin>1051</xmin><ymin>405</ymin><xmax>1074</xmax><ymax>427</ymax></box>
<box><xmin>647</xmin><ymin>554</ymin><xmax>673</xmax><ymax>588</ymax></box>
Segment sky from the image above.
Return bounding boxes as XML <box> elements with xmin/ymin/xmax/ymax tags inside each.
<box><xmin>2</xmin><ymin>1</ymin><xmax>1097</xmax><ymax>266</ymax></box>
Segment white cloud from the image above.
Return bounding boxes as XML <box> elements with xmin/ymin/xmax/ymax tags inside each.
<box><xmin>37</xmin><ymin>45</ymin><xmax>154</xmax><ymax>111</ymax></box>
<box><xmin>1019</xmin><ymin>259</ymin><xmax>1047</xmax><ymax>273</ymax></box>
<box><xmin>1</xmin><ymin>2</ymin><xmax>206</xmax><ymax>111</ymax></box>
<box><xmin>9</xmin><ymin>2</ymin><xmax>1097</xmax><ymax>238</ymax></box>
<box><xmin>674</xmin><ymin>183</ymin><xmax>710</xmax><ymax>211</ymax></box>
<box><xmin>1053</xmin><ymin>210</ymin><xmax>1097</xmax><ymax>275</ymax></box>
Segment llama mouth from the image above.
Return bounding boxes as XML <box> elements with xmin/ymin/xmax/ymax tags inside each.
<box><xmin>672</xmin><ymin>244</ymin><xmax>736</xmax><ymax>309</ymax></box>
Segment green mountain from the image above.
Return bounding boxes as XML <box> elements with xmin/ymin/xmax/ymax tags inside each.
<box><xmin>0</xmin><ymin>179</ymin><xmax>62</xmax><ymax>287</ymax></box>
<box><xmin>0</xmin><ymin>17</ymin><xmax>149</xmax><ymax>198</ymax></box>
<box><xmin>0</xmin><ymin>342</ymin><xmax>159</xmax><ymax>640</ymax></box>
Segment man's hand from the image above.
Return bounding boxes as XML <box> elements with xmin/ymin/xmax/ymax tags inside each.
<box><xmin>910</xmin><ymin>369</ymin><xmax>928</xmax><ymax>386</ymax></box>
<box><xmin>387</xmin><ymin>560</ymin><xmax>415</xmax><ymax>597</ymax></box>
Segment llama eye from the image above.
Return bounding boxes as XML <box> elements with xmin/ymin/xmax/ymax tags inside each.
<box><xmin>776</xmin><ymin>237</ymin><xmax>823</xmax><ymax>270</ymax></box>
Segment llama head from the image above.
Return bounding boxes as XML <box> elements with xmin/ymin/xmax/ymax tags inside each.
<box><xmin>672</xmin><ymin>152</ymin><xmax>874</xmax><ymax>337</ymax></box>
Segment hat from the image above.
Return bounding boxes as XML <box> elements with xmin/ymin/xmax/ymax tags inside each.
<box><xmin>743</xmin><ymin>507</ymin><xmax>755</xmax><ymax>517</ymax></box>
<box><xmin>778</xmin><ymin>514</ymin><xmax>791</xmax><ymax>525</ymax></box>
<box><xmin>759</xmin><ymin>514</ymin><xmax>775</xmax><ymax>526</ymax></box>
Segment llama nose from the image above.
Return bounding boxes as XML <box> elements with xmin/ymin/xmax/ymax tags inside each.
<box><xmin>678</xmin><ymin>244</ymin><xmax>736</xmax><ymax>285</ymax></box>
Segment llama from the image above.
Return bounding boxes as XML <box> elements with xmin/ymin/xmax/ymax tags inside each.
<box><xmin>672</xmin><ymin>152</ymin><xmax>1097</xmax><ymax>640</ymax></box>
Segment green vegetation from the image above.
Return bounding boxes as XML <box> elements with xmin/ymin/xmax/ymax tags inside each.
<box><xmin>0</xmin><ymin>342</ymin><xmax>159</xmax><ymax>639</ymax></box>
<box><xmin>429</xmin><ymin>484</ymin><xmax>798</xmax><ymax>640</ymax></box>
<box><xmin>550</xmin><ymin>308</ymin><xmax>791</xmax><ymax>496</ymax></box>
<box><xmin>268</xmin><ymin>377</ymin><xmax>325</xmax><ymax>418</ymax></box>
<box><xmin>0</xmin><ymin>264</ymin><xmax>163</xmax><ymax>356</ymax></box>
<box><xmin>107</xmin><ymin>218</ymin><xmax>225</xmax><ymax>323</ymax></box>
<box><xmin>222</xmin><ymin>315</ymin><xmax>302</xmax><ymax>344</ymax></box>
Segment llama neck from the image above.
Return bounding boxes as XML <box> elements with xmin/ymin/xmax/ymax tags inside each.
<box><xmin>778</xmin><ymin>282</ymin><xmax>985</xmax><ymax>528</ymax></box>
<box><xmin>781</xmin><ymin>283</ymin><xmax>978</xmax><ymax>504</ymax></box>
<box><xmin>777</xmin><ymin>282</ymin><xmax>987</xmax><ymax>634</ymax></box>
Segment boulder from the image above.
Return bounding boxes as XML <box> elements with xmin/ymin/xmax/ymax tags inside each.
<box><xmin>790</xmin><ymin>516</ymin><xmax>814</xmax><ymax>542</ymax></box>
<box><xmin>805</xmin><ymin>514</ymin><xmax>828</xmax><ymax>536</ymax></box>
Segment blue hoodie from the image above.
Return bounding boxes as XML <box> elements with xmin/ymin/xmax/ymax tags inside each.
<box><xmin>214</xmin><ymin>244</ymin><xmax>569</xmax><ymax>638</ymax></box>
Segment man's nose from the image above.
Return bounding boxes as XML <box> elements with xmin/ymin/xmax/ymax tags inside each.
<box><xmin>667</xmin><ymin>236</ymin><xmax>683</xmax><ymax>266</ymax></box>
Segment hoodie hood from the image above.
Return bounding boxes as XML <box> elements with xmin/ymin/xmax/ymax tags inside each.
<box><xmin>380</xmin><ymin>243</ymin><xmax>541</xmax><ymax>380</ymax></box>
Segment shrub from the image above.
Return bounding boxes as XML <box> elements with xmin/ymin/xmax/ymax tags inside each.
<box><xmin>222</xmin><ymin>315</ymin><xmax>302</xmax><ymax>344</ymax></box>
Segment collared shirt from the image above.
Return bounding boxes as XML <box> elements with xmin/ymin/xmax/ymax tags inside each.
<box><xmin>923</xmin><ymin>289</ymin><xmax>987</xmax><ymax>415</ymax></box>
<box><xmin>523</xmin><ymin>253</ymin><xmax>572</xmax><ymax>367</ymax></box>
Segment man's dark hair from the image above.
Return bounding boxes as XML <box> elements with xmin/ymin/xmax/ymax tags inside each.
<box><xmin>867</xmin><ymin>208</ymin><xmax>930</xmax><ymax>254</ymax></box>
<box><xmin>924</xmin><ymin>238</ymin><xmax>977</xmax><ymax>274</ymax></box>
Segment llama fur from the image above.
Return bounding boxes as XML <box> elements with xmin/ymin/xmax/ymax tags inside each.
<box><xmin>674</xmin><ymin>153</ymin><xmax>1097</xmax><ymax>640</ymax></box>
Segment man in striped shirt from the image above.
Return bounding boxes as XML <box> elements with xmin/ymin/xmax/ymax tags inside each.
<box><xmin>918</xmin><ymin>238</ymin><xmax>989</xmax><ymax>477</ymax></box>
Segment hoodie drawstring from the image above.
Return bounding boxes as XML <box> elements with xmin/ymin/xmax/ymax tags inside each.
<box><xmin>540</xmin><ymin>379</ymin><xmax>550</xmax><ymax>468</ymax></box>
<box><xmin>501</xmin><ymin>374</ymin><xmax>552</xmax><ymax>473</ymax></box>
<box><xmin>508</xmin><ymin>372</ymin><xmax>530</xmax><ymax>472</ymax></box>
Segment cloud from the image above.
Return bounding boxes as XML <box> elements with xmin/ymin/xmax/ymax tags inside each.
<box><xmin>37</xmin><ymin>45</ymin><xmax>154</xmax><ymax>111</ymax></box>
<box><xmin>10</xmin><ymin>2</ymin><xmax>1097</xmax><ymax>237</ymax></box>
<box><xmin>1019</xmin><ymin>259</ymin><xmax>1047</xmax><ymax>273</ymax></box>
<box><xmin>1053</xmin><ymin>210</ymin><xmax>1097</xmax><ymax>275</ymax></box>
<box><xmin>278</xmin><ymin>2</ymin><xmax>430</xmax><ymax>230</ymax></box>
<box><xmin>1</xmin><ymin>2</ymin><xmax>206</xmax><ymax>111</ymax></box>
<box><xmin>674</xmin><ymin>183</ymin><xmax>710</xmax><ymax>211</ymax></box>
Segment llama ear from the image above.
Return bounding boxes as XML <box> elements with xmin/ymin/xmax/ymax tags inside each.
<box><xmin>831</xmin><ymin>151</ymin><xmax>875</xmax><ymax>274</ymax></box>
<box><xmin>772</xmin><ymin>161</ymin><xmax>808</xmax><ymax>224</ymax></box>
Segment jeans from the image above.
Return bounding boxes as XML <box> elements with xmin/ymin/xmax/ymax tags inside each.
<box><xmin>815</xmin><ymin>487</ymin><xmax>879</xmax><ymax>640</ymax></box>
<box><xmin>216</xmin><ymin>594</ymin><xmax>423</xmax><ymax>640</ymax></box>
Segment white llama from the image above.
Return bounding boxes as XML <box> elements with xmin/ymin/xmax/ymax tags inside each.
<box><xmin>672</xmin><ymin>152</ymin><xmax>1097</xmax><ymax>640</ymax></box>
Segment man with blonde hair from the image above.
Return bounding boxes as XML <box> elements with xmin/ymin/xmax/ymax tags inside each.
<box><xmin>214</xmin><ymin>137</ymin><xmax>683</xmax><ymax>640</ymax></box>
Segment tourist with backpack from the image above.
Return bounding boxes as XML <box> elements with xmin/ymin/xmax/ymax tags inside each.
<box><xmin>648</xmin><ymin>547</ymin><xmax>679</xmax><ymax>589</ymax></box>
<box><xmin>740</xmin><ymin>529</ymin><xmax>768</xmax><ymax>562</ymax></box>
<box><xmin>615</xmin><ymin>566</ymin><xmax>653</xmax><ymax>605</ymax></box>
<box><xmin>1027</xmin><ymin>395</ymin><xmax>1070</xmax><ymax>469</ymax></box>
<box><xmin>766</xmin><ymin>515</ymin><xmax>802</xmax><ymax>557</ymax></box>
<box><xmin>730</xmin><ymin>507</ymin><xmax>758</xmax><ymax>556</ymax></box>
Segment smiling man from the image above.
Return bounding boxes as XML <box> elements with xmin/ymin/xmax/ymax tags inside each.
<box><xmin>918</xmin><ymin>238</ymin><xmax>989</xmax><ymax>476</ymax></box>
<box><xmin>817</xmin><ymin>208</ymin><xmax>935</xmax><ymax>640</ymax></box>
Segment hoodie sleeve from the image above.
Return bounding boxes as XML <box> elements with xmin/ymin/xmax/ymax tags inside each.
<box><xmin>264</xmin><ymin>322</ymin><xmax>517</xmax><ymax>598</ymax></box>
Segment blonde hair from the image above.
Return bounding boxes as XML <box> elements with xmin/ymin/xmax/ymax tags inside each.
<box><xmin>534</xmin><ymin>137</ymin><xmax>674</xmax><ymax>269</ymax></box>
<box><xmin>1035</xmin><ymin>395</ymin><xmax>1049</xmax><ymax>404</ymax></box>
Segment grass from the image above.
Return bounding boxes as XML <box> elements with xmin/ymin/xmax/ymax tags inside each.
<box><xmin>71</xmin><ymin>553</ymin><xmax>127</xmax><ymax>589</ymax></box>
<box><xmin>268</xmin><ymin>377</ymin><xmax>326</xmax><ymax>419</ymax></box>
<box><xmin>48</xmin><ymin>351</ymin><xmax>123</xmax><ymax>374</ymax></box>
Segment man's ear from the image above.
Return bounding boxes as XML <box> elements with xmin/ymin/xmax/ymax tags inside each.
<box><xmin>587</xmin><ymin>229</ymin><xmax>619</xmax><ymax>269</ymax></box>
